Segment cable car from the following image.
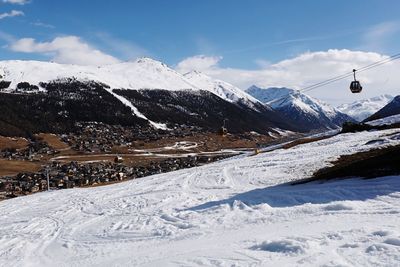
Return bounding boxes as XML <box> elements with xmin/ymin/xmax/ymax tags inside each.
<box><xmin>350</xmin><ymin>69</ymin><xmax>362</xmax><ymax>93</ymax></box>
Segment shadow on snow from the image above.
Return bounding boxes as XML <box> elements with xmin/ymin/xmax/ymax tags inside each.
<box><xmin>188</xmin><ymin>176</ymin><xmax>400</xmax><ymax>210</ymax></box>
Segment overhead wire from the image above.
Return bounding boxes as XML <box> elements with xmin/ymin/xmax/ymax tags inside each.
<box><xmin>267</xmin><ymin>52</ymin><xmax>400</xmax><ymax>106</ymax></box>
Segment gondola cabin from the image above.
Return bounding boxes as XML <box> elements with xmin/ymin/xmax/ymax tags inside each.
<box><xmin>350</xmin><ymin>69</ymin><xmax>362</xmax><ymax>93</ymax></box>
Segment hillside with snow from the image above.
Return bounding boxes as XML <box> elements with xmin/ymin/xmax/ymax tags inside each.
<box><xmin>183</xmin><ymin>71</ymin><xmax>262</xmax><ymax>109</ymax></box>
<box><xmin>0</xmin><ymin>58</ymin><xmax>195</xmax><ymax>91</ymax></box>
<box><xmin>0</xmin><ymin>59</ymin><xmax>261</xmax><ymax>109</ymax></box>
<box><xmin>337</xmin><ymin>94</ymin><xmax>394</xmax><ymax>122</ymax></box>
<box><xmin>366</xmin><ymin>95</ymin><xmax>400</xmax><ymax>122</ymax></box>
<box><xmin>0</xmin><ymin>59</ymin><xmax>300</xmax><ymax>135</ymax></box>
<box><xmin>246</xmin><ymin>86</ymin><xmax>354</xmax><ymax>131</ymax></box>
<box><xmin>1</xmin><ymin>126</ymin><xmax>400</xmax><ymax>266</ymax></box>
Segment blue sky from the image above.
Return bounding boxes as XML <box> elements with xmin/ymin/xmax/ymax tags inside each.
<box><xmin>1</xmin><ymin>0</ymin><xmax>400</xmax><ymax>104</ymax></box>
<box><xmin>1</xmin><ymin>0</ymin><xmax>399</xmax><ymax>67</ymax></box>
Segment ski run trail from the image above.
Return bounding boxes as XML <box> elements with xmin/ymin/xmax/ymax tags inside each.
<box><xmin>1</xmin><ymin>128</ymin><xmax>400</xmax><ymax>266</ymax></box>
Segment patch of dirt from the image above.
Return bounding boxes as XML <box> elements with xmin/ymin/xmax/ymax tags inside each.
<box><xmin>126</xmin><ymin>133</ymin><xmax>275</xmax><ymax>152</ymax></box>
<box><xmin>36</xmin><ymin>133</ymin><xmax>70</xmax><ymax>150</ymax></box>
<box><xmin>282</xmin><ymin>136</ymin><xmax>330</xmax><ymax>149</ymax></box>
<box><xmin>0</xmin><ymin>159</ymin><xmax>42</xmax><ymax>176</ymax></box>
<box><xmin>0</xmin><ymin>136</ymin><xmax>29</xmax><ymax>150</ymax></box>
<box><xmin>293</xmin><ymin>144</ymin><xmax>400</xmax><ymax>184</ymax></box>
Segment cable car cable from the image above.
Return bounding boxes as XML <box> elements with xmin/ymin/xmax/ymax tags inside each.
<box><xmin>266</xmin><ymin>52</ymin><xmax>400</xmax><ymax>105</ymax></box>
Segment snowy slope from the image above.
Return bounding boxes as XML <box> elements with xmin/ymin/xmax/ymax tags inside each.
<box><xmin>183</xmin><ymin>71</ymin><xmax>261</xmax><ymax>108</ymax></box>
<box><xmin>246</xmin><ymin>86</ymin><xmax>353</xmax><ymax>131</ymax></box>
<box><xmin>366</xmin><ymin>95</ymin><xmax>400</xmax><ymax>122</ymax></box>
<box><xmin>1</xmin><ymin>129</ymin><xmax>400</xmax><ymax>266</ymax></box>
<box><xmin>0</xmin><ymin>59</ymin><xmax>261</xmax><ymax>108</ymax></box>
<box><xmin>337</xmin><ymin>94</ymin><xmax>394</xmax><ymax>122</ymax></box>
<box><xmin>0</xmin><ymin>59</ymin><xmax>270</xmax><ymax>129</ymax></box>
<box><xmin>0</xmin><ymin>58</ymin><xmax>196</xmax><ymax>91</ymax></box>
<box><xmin>0</xmin><ymin>59</ymin><xmax>197</xmax><ymax>129</ymax></box>
<box><xmin>367</xmin><ymin>114</ymin><xmax>400</xmax><ymax>126</ymax></box>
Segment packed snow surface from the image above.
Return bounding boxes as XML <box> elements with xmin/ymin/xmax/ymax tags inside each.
<box><xmin>337</xmin><ymin>95</ymin><xmax>394</xmax><ymax>122</ymax></box>
<box><xmin>1</xmin><ymin>129</ymin><xmax>400</xmax><ymax>266</ymax></box>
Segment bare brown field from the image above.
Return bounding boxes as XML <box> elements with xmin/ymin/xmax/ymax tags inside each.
<box><xmin>0</xmin><ymin>136</ymin><xmax>29</xmax><ymax>150</ymax></box>
<box><xmin>36</xmin><ymin>133</ymin><xmax>70</xmax><ymax>150</ymax></box>
<box><xmin>0</xmin><ymin>159</ymin><xmax>42</xmax><ymax>176</ymax></box>
<box><xmin>128</xmin><ymin>133</ymin><xmax>274</xmax><ymax>151</ymax></box>
<box><xmin>0</xmin><ymin>131</ymin><xmax>289</xmax><ymax>179</ymax></box>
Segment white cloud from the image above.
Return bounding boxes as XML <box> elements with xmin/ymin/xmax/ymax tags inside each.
<box><xmin>31</xmin><ymin>21</ymin><xmax>55</xmax><ymax>29</ymax></box>
<box><xmin>3</xmin><ymin>0</ymin><xmax>30</xmax><ymax>5</ymax></box>
<box><xmin>176</xmin><ymin>55</ymin><xmax>222</xmax><ymax>73</ymax></box>
<box><xmin>10</xmin><ymin>36</ymin><xmax>120</xmax><ymax>66</ymax></box>
<box><xmin>176</xmin><ymin>50</ymin><xmax>400</xmax><ymax>106</ymax></box>
<box><xmin>0</xmin><ymin>10</ymin><xmax>24</xmax><ymax>19</ymax></box>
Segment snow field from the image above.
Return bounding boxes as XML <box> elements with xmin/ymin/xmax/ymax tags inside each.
<box><xmin>1</xmin><ymin>129</ymin><xmax>400</xmax><ymax>266</ymax></box>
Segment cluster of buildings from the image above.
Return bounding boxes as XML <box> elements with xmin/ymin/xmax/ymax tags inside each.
<box><xmin>0</xmin><ymin>155</ymin><xmax>227</xmax><ymax>200</ymax></box>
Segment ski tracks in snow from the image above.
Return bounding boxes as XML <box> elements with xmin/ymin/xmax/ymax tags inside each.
<box><xmin>1</xmin><ymin>129</ymin><xmax>400</xmax><ymax>266</ymax></box>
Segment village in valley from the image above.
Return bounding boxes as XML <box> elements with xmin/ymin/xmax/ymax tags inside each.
<box><xmin>0</xmin><ymin>121</ymin><xmax>280</xmax><ymax>200</ymax></box>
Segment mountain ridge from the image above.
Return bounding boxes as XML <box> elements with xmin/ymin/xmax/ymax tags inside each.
<box><xmin>0</xmin><ymin>59</ymin><xmax>300</xmax><ymax>136</ymax></box>
<box><xmin>337</xmin><ymin>94</ymin><xmax>394</xmax><ymax>122</ymax></box>
<box><xmin>246</xmin><ymin>86</ymin><xmax>354</xmax><ymax>131</ymax></box>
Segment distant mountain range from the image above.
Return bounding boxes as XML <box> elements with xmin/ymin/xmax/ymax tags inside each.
<box><xmin>337</xmin><ymin>95</ymin><xmax>394</xmax><ymax>122</ymax></box>
<box><xmin>246</xmin><ymin>86</ymin><xmax>354</xmax><ymax>131</ymax></box>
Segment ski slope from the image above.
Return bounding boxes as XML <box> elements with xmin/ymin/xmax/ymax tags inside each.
<box><xmin>1</xmin><ymin>129</ymin><xmax>400</xmax><ymax>266</ymax></box>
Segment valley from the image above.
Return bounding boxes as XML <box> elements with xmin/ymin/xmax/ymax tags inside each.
<box><xmin>0</xmin><ymin>121</ymin><xmax>298</xmax><ymax>200</ymax></box>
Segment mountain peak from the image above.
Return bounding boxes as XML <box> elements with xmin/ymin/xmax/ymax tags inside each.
<box><xmin>184</xmin><ymin>70</ymin><xmax>204</xmax><ymax>77</ymax></box>
<box><xmin>134</xmin><ymin>57</ymin><xmax>166</xmax><ymax>66</ymax></box>
<box><xmin>337</xmin><ymin>94</ymin><xmax>394</xmax><ymax>121</ymax></box>
<box><xmin>246</xmin><ymin>85</ymin><xmax>354</xmax><ymax>131</ymax></box>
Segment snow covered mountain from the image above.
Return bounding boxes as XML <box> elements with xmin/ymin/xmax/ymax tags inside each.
<box><xmin>246</xmin><ymin>86</ymin><xmax>354</xmax><ymax>131</ymax></box>
<box><xmin>0</xmin><ymin>59</ymin><xmax>298</xmax><ymax>135</ymax></box>
<box><xmin>0</xmin><ymin>59</ymin><xmax>259</xmax><ymax>107</ymax></box>
<box><xmin>183</xmin><ymin>70</ymin><xmax>261</xmax><ymax>109</ymax></box>
<box><xmin>0</xmin><ymin>58</ymin><xmax>195</xmax><ymax>91</ymax></box>
<box><xmin>366</xmin><ymin>95</ymin><xmax>400</xmax><ymax>122</ymax></box>
<box><xmin>337</xmin><ymin>94</ymin><xmax>394</xmax><ymax>122</ymax></box>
